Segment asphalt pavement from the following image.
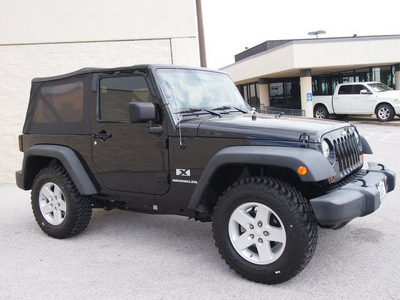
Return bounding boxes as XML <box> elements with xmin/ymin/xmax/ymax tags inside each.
<box><xmin>1</xmin><ymin>121</ymin><xmax>399</xmax><ymax>299</ymax></box>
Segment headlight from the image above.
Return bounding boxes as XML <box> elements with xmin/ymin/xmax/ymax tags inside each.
<box><xmin>322</xmin><ymin>140</ymin><xmax>330</xmax><ymax>158</ymax></box>
<box><xmin>353</xmin><ymin>130</ymin><xmax>363</xmax><ymax>152</ymax></box>
<box><xmin>354</xmin><ymin>130</ymin><xmax>360</xmax><ymax>144</ymax></box>
<box><xmin>321</xmin><ymin>139</ymin><xmax>336</xmax><ymax>165</ymax></box>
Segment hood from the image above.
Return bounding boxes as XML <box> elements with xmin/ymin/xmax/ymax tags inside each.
<box><xmin>376</xmin><ymin>90</ymin><xmax>400</xmax><ymax>98</ymax></box>
<box><xmin>185</xmin><ymin>113</ymin><xmax>349</xmax><ymax>143</ymax></box>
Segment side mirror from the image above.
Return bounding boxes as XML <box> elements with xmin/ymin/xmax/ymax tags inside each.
<box><xmin>360</xmin><ymin>89</ymin><xmax>372</xmax><ymax>95</ymax></box>
<box><xmin>129</xmin><ymin>102</ymin><xmax>156</xmax><ymax>123</ymax></box>
<box><xmin>129</xmin><ymin>102</ymin><xmax>163</xmax><ymax>135</ymax></box>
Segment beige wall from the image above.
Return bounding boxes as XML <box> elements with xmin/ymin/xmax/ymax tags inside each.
<box><xmin>0</xmin><ymin>0</ymin><xmax>200</xmax><ymax>184</ymax></box>
<box><xmin>1</xmin><ymin>0</ymin><xmax>198</xmax><ymax>44</ymax></box>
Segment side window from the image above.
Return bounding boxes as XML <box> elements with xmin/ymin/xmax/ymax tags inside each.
<box><xmin>34</xmin><ymin>81</ymin><xmax>84</xmax><ymax>124</ymax></box>
<box><xmin>99</xmin><ymin>75</ymin><xmax>150</xmax><ymax>121</ymax></box>
<box><xmin>338</xmin><ymin>85</ymin><xmax>352</xmax><ymax>95</ymax></box>
<box><xmin>352</xmin><ymin>85</ymin><xmax>369</xmax><ymax>94</ymax></box>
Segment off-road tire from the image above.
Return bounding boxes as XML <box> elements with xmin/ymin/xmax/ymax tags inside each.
<box><xmin>212</xmin><ymin>177</ymin><xmax>318</xmax><ymax>284</ymax></box>
<box><xmin>31</xmin><ymin>164</ymin><xmax>92</xmax><ymax>239</ymax></box>
<box><xmin>376</xmin><ymin>103</ymin><xmax>395</xmax><ymax>122</ymax></box>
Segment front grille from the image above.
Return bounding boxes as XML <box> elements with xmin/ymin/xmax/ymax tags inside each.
<box><xmin>332</xmin><ymin>133</ymin><xmax>362</xmax><ymax>176</ymax></box>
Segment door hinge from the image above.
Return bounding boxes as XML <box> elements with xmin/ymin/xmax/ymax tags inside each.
<box><xmin>156</xmin><ymin>139</ymin><xmax>169</xmax><ymax>149</ymax></box>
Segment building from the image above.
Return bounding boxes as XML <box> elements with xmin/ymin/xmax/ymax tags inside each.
<box><xmin>222</xmin><ymin>35</ymin><xmax>400</xmax><ymax>117</ymax></box>
<box><xmin>0</xmin><ymin>0</ymin><xmax>201</xmax><ymax>184</ymax></box>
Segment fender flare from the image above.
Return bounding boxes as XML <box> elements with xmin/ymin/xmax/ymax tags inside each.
<box><xmin>187</xmin><ymin>146</ymin><xmax>335</xmax><ymax>210</ymax></box>
<box><xmin>19</xmin><ymin>145</ymin><xmax>98</xmax><ymax>195</ymax></box>
<box><xmin>360</xmin><ymin>135</ymin><xmax>373</xmax><ymax>154</ymax></box>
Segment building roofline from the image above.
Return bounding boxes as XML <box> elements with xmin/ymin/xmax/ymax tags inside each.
<box><xmin>229</xmin><ymin>34</ymin><xmax>400</xmax><ymax>67</ymax></box>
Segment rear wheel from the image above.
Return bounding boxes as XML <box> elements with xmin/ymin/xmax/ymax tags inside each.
<box><xmin>376</xmin><ymin>104</ymin><xmax>395</xmax><ymax>121</ymax></box>
<box><xmin>314</xmin><ymin>105</ymin><xmax>329</xmax><ymax>119</ymax></box>
<box><xmin>212</xmin><ymin>177</ymin><xmax>318</xmax><ymax>284</ymax></box>
<box><xmin>31</xmin><ymin>164</ymin><xmax>92</xmax><ymax>239</ymax></box>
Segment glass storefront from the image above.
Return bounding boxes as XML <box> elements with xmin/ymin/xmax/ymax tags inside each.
<box><xmin>270</xmin><ymin>79</ymin><xmax>300</xmax><ymax>109</ymax></box>
<box><xmin>313</xmin><ymin>65</ymin><xmax>395</xmax><ymax>95</ymax></box>
<box><xmin>240</xmin><ymin>82</ymin><xmax>260</xmax><ymax>108</ymax></box>
<box><xmin>238</xmin><ymin>64</ymin><xmax>397</xmax><ymax>109</ymax></box>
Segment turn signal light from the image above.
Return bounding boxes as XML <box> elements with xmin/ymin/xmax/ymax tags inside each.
<box><xmin>297</xmin><ymin>165</ymin><xmax>308</xmax><ymax>176</ymax></box>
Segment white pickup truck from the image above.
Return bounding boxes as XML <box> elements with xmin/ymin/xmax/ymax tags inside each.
<box><xmin>313</xmin><ymin>82</ymin><xmax>400</xmax><ymax>121</ymax></box>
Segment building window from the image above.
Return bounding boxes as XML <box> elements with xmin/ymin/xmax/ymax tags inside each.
<box><xmin>354</xmin><ymin>68</ymin><xmax>371</xmax><ymax>82</ymax></box>
<box><xmin>240</xmin><ymin>82</ymin><xmax>260</xmax><ymax>108</ymax></box>
<box><xmin>269</xmin><ymin>79</ymin><xmax>300</xmax><ymax>109</ymax></box>
<box><xmin>313</xmin><ymin>64</ymin><xmax>396</xmax><ymax>96</ymax></box>
<box><xmin>372</xmin><ymin>66</ymin><xmax>394</xmax><ymax>87</ymax></box>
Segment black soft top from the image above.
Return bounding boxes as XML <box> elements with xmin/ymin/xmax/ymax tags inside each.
<box><xmin>24</xmin><ymin>65</ymin><xmax>225</xmax><ymax>135</ymax></box>
<box><xmin>32</xmin><ymin>64</ymin><xmax>220</xmax><ymax>83</ymax></box>
<box><xmin>32</xmin><ymin>65</ymin><xmax>150</xmax><ymax>83</ymax></box>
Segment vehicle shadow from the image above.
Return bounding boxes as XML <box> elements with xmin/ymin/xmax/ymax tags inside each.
<box><xmin>333</xmin><ymin>115</ymin><xmax>400</xmax><ymax>126</ymax></box>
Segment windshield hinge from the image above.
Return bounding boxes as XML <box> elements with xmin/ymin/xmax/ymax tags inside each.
<box><xmin>299</xmin><ymin>132</ymin><xmax>310</xmax><ymax>148</ymax></box>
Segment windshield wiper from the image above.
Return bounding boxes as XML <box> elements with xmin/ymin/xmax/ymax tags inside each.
<box><xmin>176</xmin><ymin>108</ymin><xmax>221</xmax><ymax>117</ymax></box>
<box><xmin>212</xmin><ymin>105</ymin><xmax>248</xmax><ymax>113</ymax></box>
<box><xmin>176</xmin><ymin>108</ymin><xmax>203</xmax><ymax>114</ymax></box>
<box><xmin>212</xmin><ymin>105</ymin><xmax>232</xmax><ymax>110</ymax></box>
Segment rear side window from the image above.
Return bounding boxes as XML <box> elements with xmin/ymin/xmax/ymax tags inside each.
<box><xmin>34</xmin><ymin>81</ymin><xmax>84</xmax><ymax>123</ymax></box>
<box><xmin>23</xmin><ymin>76</ymin><xmax>91</xmax><ymax>135</ymax></box>
<box><xmin>338</xmin><ymin>85</ymin><xmax>352</xmax><ymax>95</ymax></box>
<box><xmin>98</xmin><ymin>75</ymin><xmax>150</xmax><ymax>121</ymax></box>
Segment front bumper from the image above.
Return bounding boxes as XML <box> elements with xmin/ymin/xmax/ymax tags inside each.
<box><xmin>310</xmin><ymin>162</ymin><xmax>396</xmax><ymax>228</ymax></box>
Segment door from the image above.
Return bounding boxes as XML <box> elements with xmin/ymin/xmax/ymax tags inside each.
<box><xmin>333</xmin><ymin>85</ymin><xmax>352</xmax><ymax>114</ymax></box>
<box><xmin>350</xmin><ymin>84</ymin><xmax>374</xmax><ymax>114</ymax></box>
<box><xmin>91</xmin><ymin>73</ymin><xmax>169</xmax><ymax>195</ymax></box>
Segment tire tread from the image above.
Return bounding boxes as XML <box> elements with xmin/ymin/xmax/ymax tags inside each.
<box><xmin>31</xmin><ymin>164</ymin><xmax>92</xmax><ymax>239</ymax></box>
<box><xmin>212</xmin><ymin>177</ymin><xmax>318</xmax><ymax>284</ymax></box>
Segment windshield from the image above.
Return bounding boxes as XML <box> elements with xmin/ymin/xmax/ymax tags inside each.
<box><xmin>156</xmin><ymin>69</ymin><xmax>248</xmax><ymax>117</ymax></box>
<box><xmin>367</xmin><ymin>83</ymin><xmax>392</xmax><ymax>93</ymax></box>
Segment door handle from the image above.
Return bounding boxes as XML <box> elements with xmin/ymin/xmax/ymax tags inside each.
<box><xmin>92</xmin><ymin>131</ymin><xmax>112</xmax><ymax>141</ymax></box>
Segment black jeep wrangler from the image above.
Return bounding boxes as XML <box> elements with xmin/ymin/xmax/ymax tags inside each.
<box><xmin>16</xmin><ymin>65</ymin><xmax>395</xmax><ymax>284</ymax></box>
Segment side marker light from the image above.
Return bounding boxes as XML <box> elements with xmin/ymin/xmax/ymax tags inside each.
<box><xmin>297</xmin><ymin>166</ymin><xmax>308</xmax><ymax>176</ymax></box>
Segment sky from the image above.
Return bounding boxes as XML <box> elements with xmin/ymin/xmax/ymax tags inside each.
<box><xmin>201</xmin><ymin>0</ymin><xmax>400</xmax><ymax>69</ymax></box>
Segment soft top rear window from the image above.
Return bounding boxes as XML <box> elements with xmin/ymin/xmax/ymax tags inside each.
<box><xmin>23</xmin><ymin>75</ymin><xmax>91</xmax><ymax>134</ymax></box>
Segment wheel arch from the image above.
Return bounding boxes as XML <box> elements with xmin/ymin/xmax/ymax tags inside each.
<box><xmin>187</xmin><ymin>146</ymin><xmax>335</xmax><ymax>213</ymax></box>
<box><xmin>18</xmin><ymin>145</ymin><xmax>99</xmax><ymax>195</ymax></box>
<box><xmin>374</xmin><ymin>101</ymin><xmax>394</xmax><ymax>114</ymax></box>
<box><xmin>314</xmin><ymin>103</ymin><xmax>327</xmax><ymax>111</ymax></box>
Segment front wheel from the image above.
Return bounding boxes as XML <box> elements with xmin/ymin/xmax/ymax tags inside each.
<box><xmin>376</xmin><ymin>104</ymin><xmax>395</xmax><ymax>121</ymax></box>
<box><xmin>31</xmin><ymin>164</ymin><xmax>92</xmax><ymax>239</ymax></box>
<box><xmin>212</xmin><ymin>177</ymin><xmax>318</xmax><ymax>284</ymax></box>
